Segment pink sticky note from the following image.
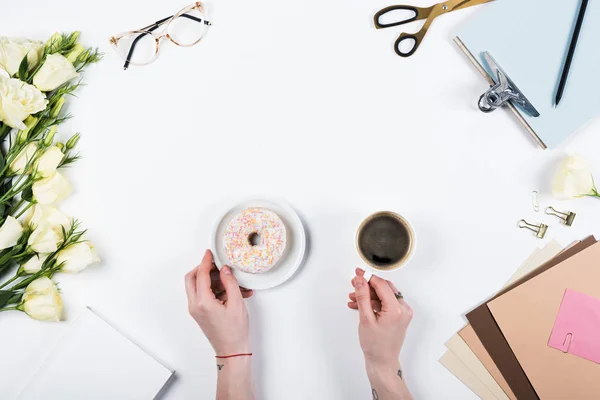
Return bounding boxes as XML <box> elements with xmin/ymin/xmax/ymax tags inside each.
<box><xmin>548</xmin><ymin>289</ymin><xmax>600</xmax><ymax>364</ymax></box>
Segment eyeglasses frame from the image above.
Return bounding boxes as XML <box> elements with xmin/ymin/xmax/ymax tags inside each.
<box><xmin>109</xmin><ymin>2</ymin><xmax>211</xmax><ymax>70</ymax></box>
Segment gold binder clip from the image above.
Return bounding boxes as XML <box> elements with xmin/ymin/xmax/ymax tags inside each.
<box><xmin>546</xmin><ymin>206</ymin><xmax>576</xmax><ymax>226</ymax></box>
<box><xmin>518</xmin><ymin>219</ymin><xmax>548</xmax><ymax>239</ymax></box>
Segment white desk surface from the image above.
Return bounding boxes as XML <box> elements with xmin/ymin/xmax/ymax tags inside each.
<box><xmin>2</xmin><ymin>1</ymin><xmax>600</xmax><ymax>399</ymax></box>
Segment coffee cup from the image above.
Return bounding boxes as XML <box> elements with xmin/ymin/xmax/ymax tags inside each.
<box><xmin>356</xmin><ymin>211</ymin><xmax>416</xmax><ymax>280</ymax></box>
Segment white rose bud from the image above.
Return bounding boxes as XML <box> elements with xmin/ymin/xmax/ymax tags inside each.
<box><xmin>9</xmin><ymin>143</ymin><xmax>38</xmax><ymax>175</ymax></box>
<box><xmin>26</xmin><ymin>204</ymin><xmax>71</xmax><ymax>230</ymax></box>
<box><xmin>0</xmin><ymin>75</ymin><xmax>48</xmax><ymax>130</ymax></box>
<box><xmin>66</xmin><ymin>44</ymin><xmax>85</xmax><ymax>64</ymax></box>
<box><xmin>35</xmin><ymin>146</ymin><xmax>64</xmax><ymax>178</ymax></box>
<box><xmin>20</xmin><ymin>253</ymin><xmax>49</xmax><ymax>274</ymax></box>
<box><xmin>33</xmin><ymin>54</ymin><xmax>79</xmax><ymax>92</ymax></box>
<box><xmin>0</xmin><ymin>37</ymin><xmax>44</xmax><ymax>76</ymax></box>
<box><xmin>28</xmin><ymin>223</ymin><xmax>62</xmax><ymax>253</ymax></box>
<box><xmin>0</xmin><ymin>216</ymin><xmax>23</xmax><ymax>250</ymax></box>
<box><xmin>16</xmin><ymin>116</ymin><xmax>38</xmax><ymax>145</ymax></box>
<box><xmin>32</xmin><ymin>171</ymin><xmax>72</xmax><ymax>205</ymax></box>
<box><xmin>21</xmin><ymin>277</ymin><xmax>63</xmax><ymax>322</ymax></box>
<box><xmin>552</xmin><ymin>155</ymin><xmax>597</xmax><ymax>199</ymax></box>
<box><xmin>57</xmin><ymin>242</ymin><xmax>100</xmax><ymax>273</ymax></box>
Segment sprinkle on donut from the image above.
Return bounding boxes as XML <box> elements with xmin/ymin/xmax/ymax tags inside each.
<box><xmin>224</xmin><ymin>208</ymin><xmax>287</xmax><ymax>274</ymax></box>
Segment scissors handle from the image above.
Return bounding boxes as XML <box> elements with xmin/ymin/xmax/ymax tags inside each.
<box><xmin>374</xmin><ymin>5</ymin><xmax>432</xmax><ymax>29</ymax></box>
<box><xmin>394</xmin><ymin>29</ymin><xmax>427</xmax><ymax>57</ymax></box>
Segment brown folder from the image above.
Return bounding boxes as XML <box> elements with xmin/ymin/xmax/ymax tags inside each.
<box><xmin>489</xmin><ymin>240</ymin><xmax>600</xmax><ymax>399</ymax></box>
<box><xmin>466</xmin><ymin>237</ymin><xmax>597</xmax><ymax>399</ymax></box>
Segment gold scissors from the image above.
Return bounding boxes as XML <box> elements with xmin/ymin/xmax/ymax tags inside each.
<box><xmin>374</xmin><ymin>0</ymin><xmax>493</xmax><ymax>57</ymax></box>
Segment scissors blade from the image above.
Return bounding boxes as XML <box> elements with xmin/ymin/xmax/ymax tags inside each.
<box><xmin>451</xmin><ymin>0</ymin><xmax>494</xmax><ymax>12</ymax></box>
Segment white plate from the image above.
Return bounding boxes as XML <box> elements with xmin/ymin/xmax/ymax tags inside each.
<box><xmin>211</xmin><ymin>198</ymin><xmax>307</xmax><ymax>290</ymax></box>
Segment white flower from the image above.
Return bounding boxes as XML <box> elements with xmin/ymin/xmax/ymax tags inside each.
<box><xmin>35</xmin><ymin>146</ymin><xmax>64</xmax><ymax>178</ymax></box>
<box><xmin>26</xmin><ymin>204</ymin><xmax>71</xmax><ymax>230</ymax></box>
<box><xmin>28</xmin><ymin>223</ymin><xmax>62</xmax><ymax>253</ymax></box>
<box><xmin>0</xmin><ymin>75</ymin><xmax>48</xmax><ymax>130</ymax></box>
<box><xmin>57</xmin><ymin>242</ymin><xmax>100</xmax><ymax>273</ymax></box>
<box><xmin>9</xmin><ymin>143</ymin><xmax>38</xmax><ymax>174</ymax></box>
<box><xmin>32</xmin><ymin>171</ymin><xmax>72</xmax><ymax>205</ymax></box>
<box><xmin>21</xmin><ymin>277</ymin><xmax>63</xmax><ymax>322</ymax></box>
<box><xmin>33</xmin><ymin>54</ymin><xmax>79</xmax><ymax>92</ymax></box>
<box><xmin>0</xmin><ymin>37</ymin><xmax>44</xmax><ymax>76</ymax></box>
<box><xmin>21</xmin><ymin>253</ymin><xmax>49</xmax><ymax>274</ymax></box>
<box><xmin>0</xmin><ymin>216</ymin><xmax>23</xmax><ymax>250</ymax></box>
<box><xmin>0</xmin><ymin>68</ymin><xmax>8</xmax><ymax>78</ymax></box>
<box><xmin>552</xmin><ymin>155</ymin><xmax>597</xmax><ymax>199</ymax></box>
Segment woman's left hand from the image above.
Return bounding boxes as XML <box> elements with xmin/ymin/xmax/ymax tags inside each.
<box><xmin>185</xmin><ymin>250</ymin><xmax>254</xmax><ymax>356</ymax></box>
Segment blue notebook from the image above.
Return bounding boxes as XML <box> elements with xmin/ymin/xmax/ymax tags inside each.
<box><xmin>456</xmin><ymin>0</ymin><xmax>600</xmax><ymax>149</ymax></box>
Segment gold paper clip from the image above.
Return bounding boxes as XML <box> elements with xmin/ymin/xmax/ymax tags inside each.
<box><xmin>518</xmin><ymin>219</ymin><xmax>548</xmax><ymax>239</ymax></box>
<box><xmin>546</xmin><ymin>206</ymin><xmax>576</xmax><ymax>226</ymax></box>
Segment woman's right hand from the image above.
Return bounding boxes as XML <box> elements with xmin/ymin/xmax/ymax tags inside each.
<box><xmin>348</xmin><ymin>268</ymin><xmax>414</xmax><ymax>399</ymax></box>
<box><xmin>348</xmin><ymin>268</ymin><xmax>413</xmax><ymax>366</ymax></box>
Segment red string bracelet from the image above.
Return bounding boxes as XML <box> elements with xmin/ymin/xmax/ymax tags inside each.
<box><xmin>215</xmin><ymin>353</ymin><xmax>253</xmax><ymax>359</ymax></box>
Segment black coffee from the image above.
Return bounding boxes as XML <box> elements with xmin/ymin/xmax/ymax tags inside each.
<box><xmin>358</xmin><ymin>215</ymin><xmax>411</xmax><ymax>270</ymax></box>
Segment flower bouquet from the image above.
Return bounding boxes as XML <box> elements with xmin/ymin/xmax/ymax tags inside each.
<box><xmin>0</xmin><ymin>32</ymin><xmax>101</xmax><ymax>321</ymax></box>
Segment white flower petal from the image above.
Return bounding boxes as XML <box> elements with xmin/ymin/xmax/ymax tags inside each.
<box><xmin>57</xmin><ymin>242</ymin><xmax>100</xmax><ymax>273</ymax></box>
<box><xmin>22</xmin><ymin>277</ymin><xmax>63</xmax><ymax>322</ymax></box>
<box><xmin>0</xmin><ymin>37</ymin><xmax>44</xmax><ymax>76</ymax></box>
<box><xmin>9</xmin><ymin>143</ymin><xmax>38</xmax><ymax>175</ymax></box>
<box><xmin>21</xmin><ymin>253</ymin><xmax>49</xmax><ymax>274</ymax></box>
<box><xmin>28</xmin><ymin>223</ymin><xmax>61</xmax><ymax>253</ymax></box>
<box><xmin>35</xmin><ymin>146</ymin><xmax>64</xmax><ymax>178</ymax></box>
<box><xmin>0</xmin><ymin>216</ymin><xmax>23</xmax><ymax>250</ymax></box>
<box><xmin>33</xmin><ymin>54</ymin><xmax>79</xmax><ymax>92</ymax></box>
<box><xmin>27</xmin><ymin>204</ymin><xmax>71</xmax><ymax>230</ymax></box>
<box><xmin>32</xmin><ymin>172</ymin><xmax>72</xmax><ymax>205</ymax></box>
<box><xmin>552</xmin><ymin>155</ymin><xmax>596</xmax><ymax>199</ymax></box>
<box><xmin>0</xmin><ymin>75</ymin><xmax>47</xmax><ymax>129</ymax></box>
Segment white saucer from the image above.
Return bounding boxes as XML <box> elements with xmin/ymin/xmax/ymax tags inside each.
<box><xmin>211</xmin><ymin>198</ymin><xmax>307</xmax><ymax>290</ymax></box>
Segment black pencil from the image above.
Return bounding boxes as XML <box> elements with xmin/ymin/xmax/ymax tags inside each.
<box><xmin>556</xmin><ymin>0</ymin><xmax>589</xmax><ymax>106</ymax></box>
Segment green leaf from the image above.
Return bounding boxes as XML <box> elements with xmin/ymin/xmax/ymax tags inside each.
<box><xmin>21</xmin><ymin>187</ymin><xmax>33</xmax><ymax>202</ymax></box>
<box><xmin>18</xmin><ymin>54</ymin><xmax>29</xmax><ymax>81</ymax></box>
<box><xmin>0</xmin><ymin>290</ymin><xmax>16</xmax><ymax>308</ymax></box>
<box><xmin>0</xmin><ymin>203</ymin><xmax>6</xmax><ymax>219</ymax></box>
<box><xmin>8</xmin><ymin>292</ymin><xmax>23</xmax><ymax>305</ymax></box>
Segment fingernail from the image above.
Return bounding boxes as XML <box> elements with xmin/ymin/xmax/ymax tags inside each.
<box><xmin>223</xmin><ymin>266</ymin><xmax>231</xmax><ymax>275</ymax></box>
<box><xmin>355</xmin><ymin>277</ymin><xmax>364</xmax><ymax>288</ymax></box>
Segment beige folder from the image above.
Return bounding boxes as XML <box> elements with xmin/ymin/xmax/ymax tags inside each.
<box><xmin>488</xmin><ymin>241</ymin><xmax>600</xmax><ymax>399</ymax></box>
<box><xmin>439</xmin><ymin>351</ymin><xmax>497</xmax><ymax>400</ymax></box>
<box><xmin>442</xmin><ymin>241</ymin><xmax>563</xmax><ymax>399</ymax></box>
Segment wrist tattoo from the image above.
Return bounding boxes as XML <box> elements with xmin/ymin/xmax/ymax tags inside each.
<box><xmin>372</xmin><ymin>389</ymin><xmax>379</xmax><ymax>400</ymax></box>
<box><xmin>398</xmin><ymin>368</ymin><xmax>403</xmax><ymax>380</ymax></box>
<box><xmin>217</xmin><ymin>364</ymin><xmax>224</xmax><ymax>371</ymax></box>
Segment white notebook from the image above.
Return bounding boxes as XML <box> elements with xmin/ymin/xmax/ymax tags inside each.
<box><xmin>18</xmin><ymin>307</ymin><xmax>174</xmax><ymax>400</ymax></box>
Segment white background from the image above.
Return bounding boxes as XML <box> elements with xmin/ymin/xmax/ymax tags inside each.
<box><xmin>2</xmin><ymin>0</ymin><xmax>600</xmax><ymax>399</ymax></box>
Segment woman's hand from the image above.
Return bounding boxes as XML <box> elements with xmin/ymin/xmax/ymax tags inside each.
<box><xmin>348</xmin><ymin>268</ymin><xmax>414</xmax><ymax>400</ymax></box>
<box><xmin>185</xmin><ymin>250</ymin><xmax>256</xmax><ymax>400</ymax></box>
<box><xmin>185</xmin><ymin>250</ymin><xmax>253</xmax><ymax>355</ymax></box>
<box><xmin>348</xmin><ymin>268</ymin><xmax>413</xmax><ymax>365</ymax></box>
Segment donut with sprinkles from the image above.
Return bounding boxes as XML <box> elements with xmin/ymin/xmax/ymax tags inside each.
<box><xmin>224</xmin><ymin>208</ymin><xmax>287</xmax><ymax>273</ymax></box>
